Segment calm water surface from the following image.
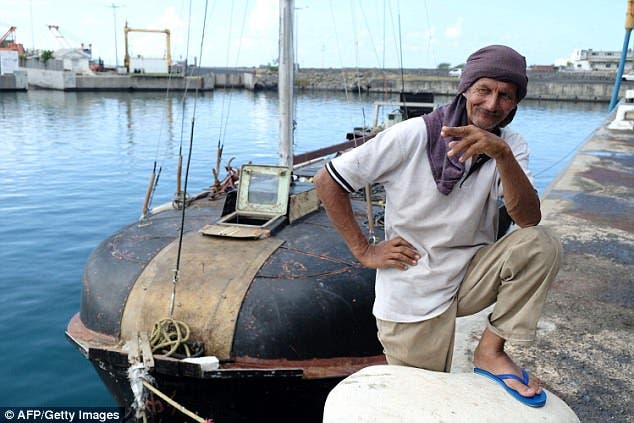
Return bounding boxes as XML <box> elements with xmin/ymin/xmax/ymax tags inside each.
<box><xmin>0</xmin><ymin>89</ymin><xmax>607</xmax><ymax>406</ymax></box>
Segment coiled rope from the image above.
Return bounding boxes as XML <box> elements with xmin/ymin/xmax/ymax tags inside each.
<box><xmin>149</xmin><ymin>318</ymin><xmax>200</xmax><ymax>358</ymax></box>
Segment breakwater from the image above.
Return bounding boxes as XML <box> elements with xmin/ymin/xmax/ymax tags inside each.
<box><xmin>250</xmin><ymin>67</ymin><xmax>631</xmax><ymax>102</ymax></box>
<box><xmin>10</xmin><ymin>65</ymin><xmax>631</xmax><ymax>102</ymax></box>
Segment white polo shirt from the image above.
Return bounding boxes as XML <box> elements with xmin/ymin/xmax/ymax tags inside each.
<box><xmin>326</xmin><ymin>117</ymin><xmax>532</xmax><ymax>322</ymax></box>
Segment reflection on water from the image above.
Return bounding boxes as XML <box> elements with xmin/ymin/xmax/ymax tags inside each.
<box><xmin>0</xmin><ymin>89</ymin><xmax>608</xmax><ymax>407</ymax></box>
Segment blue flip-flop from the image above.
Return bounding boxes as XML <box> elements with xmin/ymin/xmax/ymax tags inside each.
<box><xmin>474</xmin><ymin>367</ymin><xmax>547</xmax><ymax>407</ymax></box>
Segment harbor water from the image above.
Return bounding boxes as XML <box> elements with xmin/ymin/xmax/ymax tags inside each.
<box><xmin>0</xmin><ymin>89</ymin><xmax>607</xmax><ymax>407</ymax></box>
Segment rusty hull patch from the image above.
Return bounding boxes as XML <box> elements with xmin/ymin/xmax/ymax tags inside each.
<box><xmin>226</xmin><ymin>355</ymin><xmax>387</xmax><ymax>379</ymax></box>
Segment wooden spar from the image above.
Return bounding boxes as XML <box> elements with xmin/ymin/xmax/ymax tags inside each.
<box><xmin>364</xmin><ymin>185</ymin><xmax>377</xmax><ymax>244</ymax></box>
<box><xmin>141</xmin><ymin>162</ymin><xmax>157</xmax><ymax>218</ymax></box>
<box><xmin>278</xmin><ymin>0</ymin><xmax>294</xmax><ymax>169</ymax></box>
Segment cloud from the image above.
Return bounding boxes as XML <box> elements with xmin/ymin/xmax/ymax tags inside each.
<box><xmin>445</xmin><ymin>17</ymin><xmax>463</xmax><ymax>40</ymax></box>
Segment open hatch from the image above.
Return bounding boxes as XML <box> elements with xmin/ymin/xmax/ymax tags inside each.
<box><xmin>201</xmin><ymin>164</ymin><xmax>291</xmax><ymax>239</ymax></box>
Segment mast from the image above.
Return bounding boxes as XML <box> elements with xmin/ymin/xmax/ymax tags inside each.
<box><xmin>278</xmin><ymin>0</ymin><xmax>294</xmax><ymax>169</ymax></box>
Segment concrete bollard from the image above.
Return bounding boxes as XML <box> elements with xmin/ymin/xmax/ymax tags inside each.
<box><xmin>323</xmin><ymin>365</ymin><xmax>579</xmax><ymax>423</ymax></box>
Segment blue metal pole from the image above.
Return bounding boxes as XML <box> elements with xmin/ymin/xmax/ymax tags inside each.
<box><xmin>609</xmin><ymin>28</ymin><xmax>632</xmax><ymax>112</ymax></box>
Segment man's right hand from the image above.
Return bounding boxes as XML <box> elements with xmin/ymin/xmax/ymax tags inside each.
<box><xmin>355</xmin><ymin>236</ymin><xmax>420</xmax><ymax>270</ymax></box>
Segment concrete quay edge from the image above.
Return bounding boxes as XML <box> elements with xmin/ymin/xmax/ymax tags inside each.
<box><xmin>453</xmin><ymin>109</ymin><xmax>633</xmax><ymax>422</ymax></box>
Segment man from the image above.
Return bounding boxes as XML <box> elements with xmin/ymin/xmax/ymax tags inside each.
<box><xmin>314</xmin><ymin>45</ymin><xmax>561</xmax><ymax>407</ymax></box>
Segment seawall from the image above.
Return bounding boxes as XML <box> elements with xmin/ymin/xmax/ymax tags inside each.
<box><xmin>24</xmin><ymin>68</ymin><xmax>215</xmax><ymax>91</ymax></box>
<box><xmin>0</xmin><ymin>70</ymin><xmax>27</xmax><ymax>91</ymax></box>
<box><xmin>251</xmin><ymin>67</ymin><xmax>632</xmax><ymax>102</ymax></box>
<box><xmin>17</xmin><ymin>65</ymin><xmax>634</xmax><ymax>102</ymax></box>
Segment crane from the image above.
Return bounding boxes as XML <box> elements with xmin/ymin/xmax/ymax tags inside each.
<box><xmin>123</xmin><ymin>22</ymin><xmax>171</xmax><ymax>73</ymax></box>
<box><xmin>0</xmin><ymin>26</ymin><xmax>16</xmax><ymax>45</ymax></box>
<box><xmin>47</xmin><ymin>25</ymin><xmax>73</xmax><ymax>49</ymax></box>
<box><xmin>0</xmin><ymin>26</ymin><xmax>24</xmax><ymax>55</ymax></box>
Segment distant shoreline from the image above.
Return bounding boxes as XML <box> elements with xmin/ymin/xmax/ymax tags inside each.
<box><xmin>7</xmin><ymin>65</ymin><xmax>631</xmax><ymax>102</ymax></box>
<box><xmin>245</xmin><ymin>67</ymin><xmax>626</xmax><ymax>102</ymax></box>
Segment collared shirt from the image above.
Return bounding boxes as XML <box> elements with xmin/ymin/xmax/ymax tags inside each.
<box><xmin>326</xmin><ymin>117</ymin><xmax>532</xmax><ymax>322</ymax></box>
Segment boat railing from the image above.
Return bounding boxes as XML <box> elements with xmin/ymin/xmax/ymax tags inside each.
<box><xmin>371</xmin><ymin>100</ymin><xmax>436</xmax><ymax>127</ymax></box>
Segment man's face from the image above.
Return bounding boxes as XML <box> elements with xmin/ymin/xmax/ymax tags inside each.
<box><xmin>463</xmin><ymin>78</ymin><xmax>518</xmax><ymax>130</ymax></box>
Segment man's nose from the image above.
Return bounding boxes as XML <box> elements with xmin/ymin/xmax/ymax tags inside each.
<box><xmin>482</xmin><ymin>93</ymin><xmax>500</xmax><ymax>111</ymax></box>
<box><xmin>482</xmin><ymin>93</ymin><xmax>500</xmax><ymax>110</ymax></box>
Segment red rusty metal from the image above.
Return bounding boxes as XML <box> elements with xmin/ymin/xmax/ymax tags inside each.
<box><xmin>225</xmin><ymin>355</ymin><xmax>387</xmax><ymax>379</ymax></box>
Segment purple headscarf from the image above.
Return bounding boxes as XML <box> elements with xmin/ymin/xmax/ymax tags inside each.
<box><xmin>422</xmin><ymin>45</ymin><xmax>528</xmax><ymax>195</ymax></box>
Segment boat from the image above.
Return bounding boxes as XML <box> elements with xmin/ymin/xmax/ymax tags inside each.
<box><xmin>63</xmin><ymin>2</ymin><xmax>415</xmax><ymax>422</ymax></box>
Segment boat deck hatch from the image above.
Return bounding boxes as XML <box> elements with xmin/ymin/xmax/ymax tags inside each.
<box><xmin>201</xmin><ymin>164</ymin><xmax>291</xmax><ymax>239</ymax></box>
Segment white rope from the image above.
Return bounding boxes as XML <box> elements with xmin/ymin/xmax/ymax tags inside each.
<box><xmin>142</xmin><ymin>380</ymin><xmax>207</xmax><ymax>423</ymax></box>
<box><xmin>127</xmin><ymin>363</ymin><xmax>154</xmax><ymax>420</ymax></box>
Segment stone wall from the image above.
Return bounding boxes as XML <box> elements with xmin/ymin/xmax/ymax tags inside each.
<box><xmin>251</xmin><ymin>67</ymin><xmax>631</xmax><ymax>102</ymax></box>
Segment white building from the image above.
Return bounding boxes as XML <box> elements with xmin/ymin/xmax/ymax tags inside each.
<box><xmin>129</xmin><ymin>56</ymin><xmax>168</xmax><ymax>74</ymax></box>
<box><xmin>0</xmin><ymin>50</ymin><xmax>19</xmax><ymax>75</ymax></box>
<box><xmin>54</xmin><ymin>48</ymin><xmax>91</xmax><ymax>74</ymax></box>
<box><xmin>557</xmin><ymin>48</ymin><xmax>634</xmax><ymax>72</ymax></box>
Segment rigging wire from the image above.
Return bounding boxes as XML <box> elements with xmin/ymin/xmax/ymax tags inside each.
<box><xmin>215</xmin><ymin>0</ymin><xmax>237</xmax><ymax>150</ymax></box>
<box><xmin>422</xmin><ymin>0</ymin><xmax>437</xmax><ymax>69</ymax></box>
<box><xmin>387</xmin><ymin>1</ymin><xmax>400</xmax><ymax>70</ymax></box>
<box><xmin>216</xmin><ymin>0</ymin><xmax>251</xmax><ymax>162</ymax></box>
<box><xmin>397</xmin><ymin>0</ymin><xmax>405</xmax><ymax>93</ymax></box>
<box><xmin>532</xmin><ymin>137</ymin><xmax>589</xmax><ymax>179</ymax></box>
<box><xmin>350</xmin><ymin>0</ymin><xmax>360</xmax><ymax>96</ymax></box>
<box><xmin>328</xmin><ymin>0</ymin><xmax>350</xmax><ymax>100</ymax></box>
<box><xmin>142</xmin><ymin>1</ymin><xmax>192</xmax><ymax>212</ymax></box>
<box><xmin>175</xmin><ymin>0</ymin><xmax>196</xmax><ymax>200</ymax></box>
<box><xmin>357</xmin><ymin>0</ymin><xmax>383</xmax><ymax>69</ymax></box>
<box><xmin>171</xmin><ymin>0</ymin><xmax>211</xmax><ymax>317</ymax></box>
<box><xmin>382</xmin><ymin>0</ymin><xmax>387</xmax><ymax>96</ymax></box>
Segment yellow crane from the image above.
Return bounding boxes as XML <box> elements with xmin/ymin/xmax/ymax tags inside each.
<box><xmin>123</xmin><ymin>21</ymin><xmax>171</xmax><ymax>73</ymax></box>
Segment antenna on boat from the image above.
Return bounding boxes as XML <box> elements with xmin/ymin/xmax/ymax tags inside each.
<box><xmin>278</xmin><ymin>0</ymin><xmax>295</xmax><ymax>169</ymax></box>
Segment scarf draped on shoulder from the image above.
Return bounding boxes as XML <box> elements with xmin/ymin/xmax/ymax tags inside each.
<box><xmin>421</xmin><ymin>44</ymin><xmax>528</xmax><ymax>195</ymax></box>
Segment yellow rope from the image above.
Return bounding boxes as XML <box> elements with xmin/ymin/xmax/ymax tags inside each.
<box><xmin>142</xmin><ymin>381</ymin><xmax>207</xmax><ymax>423</ymax></box>
<box><xmin>149</xmin><ymin>318</ymin><xmax>191</xmax><ymax>357</ymax></box>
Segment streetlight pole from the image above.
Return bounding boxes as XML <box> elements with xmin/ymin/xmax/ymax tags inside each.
<box><xmin>109</xmin><ymin>3</ymin><xmax>121</xmax><ymax>68</ymax></box>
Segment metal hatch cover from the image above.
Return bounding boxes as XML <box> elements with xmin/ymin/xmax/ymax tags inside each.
<box><xmin>236</xmin><ymin>164</ymin><xmax>291</xmax><ymax>215</ymax></box>
<box><xmin>201</xmin><ymin>164</ymin><xmax>291</xmax><ymax>239</ymax></box>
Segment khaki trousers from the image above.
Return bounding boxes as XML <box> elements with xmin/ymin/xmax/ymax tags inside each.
<box><xmin>376</xmin><ymin>226</ymin><xmax>562</xmax><ymax>372</ymax></box>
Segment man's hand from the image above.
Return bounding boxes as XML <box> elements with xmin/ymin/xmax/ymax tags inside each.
<box><xmin>314</xmin><ymin>168</ymin><xmax>421</xmax><ymax>269</ymax></box>
<box><xmin>442</xmin><ymin>125</ymin><xmax>511</xmax><ymax>162</ymax></box>
<box><xmin>355</xmin><ymin>236</ymin><xmax>420</xmax><ymax>270</ymax></box>
<box><xmin>440</xmin><ymin>125</ymin><xmax>541</xmax><ymax>227</ymax></box>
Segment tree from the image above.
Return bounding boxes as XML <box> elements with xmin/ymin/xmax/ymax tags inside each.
<box><xmin>40</xmin><ymin>50</ymin><xmax>54</xmax><ymax>64</ymax></box>
<box><xmin>437</xmin><ymin>63</ymin><xmax>451</xmax><ymax>70</ymax></box>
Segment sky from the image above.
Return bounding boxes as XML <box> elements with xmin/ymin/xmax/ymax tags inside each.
<box><xmin>0</xmin><ymin>0</ymin><xmax>629</xmax><ymax>69</ymax></box>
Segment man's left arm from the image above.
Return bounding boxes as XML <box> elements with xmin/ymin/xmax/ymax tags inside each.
<box><xmin>442</xmin><ymin>125</ymin><xmax>541</xmax><ymax>227</ymax></box>
<box><xmin>493</xmin><ymin>147</ymin><xmax>541</xmax><ymax>227</ymax></box>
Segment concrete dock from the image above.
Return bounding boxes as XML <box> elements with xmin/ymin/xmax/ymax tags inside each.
<box><xmin>523</xmin><ymin>109</ymin><xmax>633</xmax><ymax>421</ymax></box>
<box><xmin>451</xmin><ymin>108</ymin><xmax>633</xmax><ymax>422</ymax></box>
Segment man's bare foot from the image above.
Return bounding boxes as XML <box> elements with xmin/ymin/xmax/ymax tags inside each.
<box><xmin>473</xmin><ymin>328</ymin><xmax>542</xmax><ymax>397</ymax></box>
